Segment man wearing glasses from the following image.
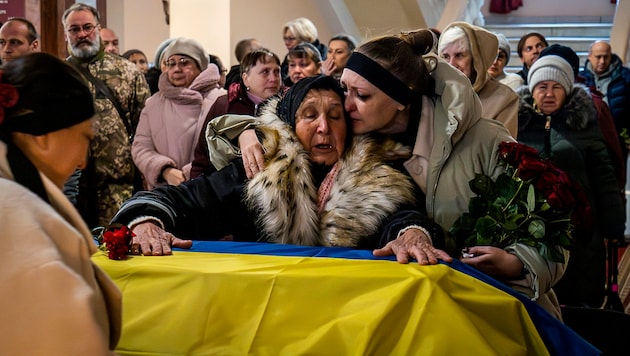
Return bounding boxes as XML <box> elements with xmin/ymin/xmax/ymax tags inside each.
<box><xmin>62</xmin><ymin>2</ymin><xmax>150</xmax><ymax>229</ymax></box>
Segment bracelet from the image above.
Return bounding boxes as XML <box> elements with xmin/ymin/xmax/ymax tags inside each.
<box><xmin>397</xmin><ymin>225</ymin><xmax>432</xmax><ymax>240</ymax></box>
<box><xmin>127</xmin><ymin>216</ymin><xmax>165</xmax><ymax>230</ymax></box>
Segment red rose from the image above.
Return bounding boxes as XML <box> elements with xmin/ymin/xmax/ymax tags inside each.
<box><xmin>498</xmin><ymin>142</ymin><xmax>539</xmax><ymax>166</ymax></box>
<box><xmin>103</xmin><ymin>225</ymin><xmax>134</xmax><ymax>260</ymax></box>
<box><xmin>517</xmin><ymin>155</ymin><xmax>548</xmax><ymax>181</ymax></box>
<box><xmin>0</xmin><ymin>79</ymin><xmax>20</xmax><ymax>125</ymax></box>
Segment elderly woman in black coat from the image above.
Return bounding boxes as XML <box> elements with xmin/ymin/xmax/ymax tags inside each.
<box><xmin>516</xmin><ymin>54</ymin><xmax>625</xmax><ymax>308</ymax></box>
<box><xmin>111</xmin><ymin>75</ymin><xmax>451</xmax><ymax>265</ymax></box>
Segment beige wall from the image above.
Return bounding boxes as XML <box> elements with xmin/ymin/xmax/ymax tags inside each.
<box><xmin>109</xmin><ymin>0</ymin><xmax>619</xmax><ymax>68</ymax></box>
<box><xmin>107</xmin><ymin>0</ymin><xmax>169</xmax><ymax>65</ymax></box>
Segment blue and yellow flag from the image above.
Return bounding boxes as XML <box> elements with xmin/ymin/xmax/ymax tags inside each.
<box><xmin>93</xmin><ymin>241</ymin><xmax>599</xmax><ymax>355</ymax></box>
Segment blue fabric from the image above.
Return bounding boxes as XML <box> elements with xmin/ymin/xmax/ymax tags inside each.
<box><xmin>181</xmin><ymin>240</ymin><xmax>601</xmax><ymax>356</ymax></box>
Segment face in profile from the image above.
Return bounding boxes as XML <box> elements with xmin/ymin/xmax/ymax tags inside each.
<box><xmin>295</xmin><ymin>89</ymin><xmax>346</xmax><ymax>166</ymax></box>
<box><xmin>283</xmin><ymin>29</ymin><xmax>298</xmax><ymax>50</ymax></box>
<box><xmin>532</xmin><ymin>80</ymin><xmax>566</xmax><ymax>115</ymax></box>
<box><xmin>488</xmin><ymin>50</ymin><xmax>508</xmax><ymax>79</ymax></box>
<box><xmin>165</xmin><ymin>55</ymin><xmax>201</xmax><ymax>87</ymax></box>
<box><xmin>242</xmin><ymin>59</ymin><xmax>281</xmax><ymax>99</ymax></box>
<box><xmin>340</xmin><ymin>68</ymin><xmax>406</xmax><ymax>135</ymax></box>
<box><xmin>38</xmin><ymin>118</ymin><xmax>95</xmax><ymax>188</ymax></box>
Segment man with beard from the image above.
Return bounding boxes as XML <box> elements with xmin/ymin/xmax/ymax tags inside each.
<box><xmin>62</xmin><ymin>2</ymin><xmax>150</xmax><ymax>229</ymax></box>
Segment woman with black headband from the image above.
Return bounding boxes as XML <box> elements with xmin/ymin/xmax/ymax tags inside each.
<box><xmin>235</xmin><ymin>30</ymin><xmax>565</xmax><ymax>318</ymax></box>
<box><xmin>339</xmin><ymin>30</ymin><xmax>571</xmax><ymax>319</ymax></box>
<box><xmin>0</xmin><ymin>53</ymin><xmax>121</xmax><ymax>353</ymax></box>
<box><xmin>110</xmin><ymin>75</ymin><xmax>450</xmax><ymax>264</ymax></box>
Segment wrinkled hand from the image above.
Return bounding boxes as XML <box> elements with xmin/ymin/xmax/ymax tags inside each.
<box><xmin>459</xmin><ymin>246</ymin><xmax>524</xmax><ymax>280</ymax></box>
<box><xmin>130</xmin><ymin>222</ymin><xmax>193</xmax><ymax>256</ymax></box>
<box><xmin>239</xmin><ymin>129</ymin><xmax>265</xmax><ymax>179</ymax></box>
<box><xmin>373</xmin><ymin>228</ymin><xmax>453</xmax><ymax>265</ymax></box>
<box><xmin>162</xmin><ymin>167</ymin><xmax>186</xmax><ymax>186</ymax></box>
<box><xmin>321</xmin><ymin>56</ymin><xmax>337</xmax><ymax>77</ymax></box>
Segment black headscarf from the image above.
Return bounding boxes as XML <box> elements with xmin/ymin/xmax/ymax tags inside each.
<box><xmin>276</xmin><ymin>75</ymin><xmax>345</xmax><ymax>128</ymax></box>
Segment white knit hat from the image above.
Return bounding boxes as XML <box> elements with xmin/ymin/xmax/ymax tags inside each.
<box><xmin>528</xmin><ymin>55</ymin><xmax>573</xmax><ymax>94</ymax></box>
<box><xmin>163</xmin><ymin>37</ymin><xmax>208</xmax><ymax>71</ymax></box>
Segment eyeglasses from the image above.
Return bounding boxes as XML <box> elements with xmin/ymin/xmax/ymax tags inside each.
<box><xmin>66</xmin><ymin>23</ymin><xmax>98</xmax><ymax>36</ymax></box>
<box><xmin>165</xmin><ymin>57</ymin><xmax>194</xmax><ymax>69</ymax></box>
<box><xmin>283</xmin><ymin>36</ymin><xmax>297</xmax><ymax>42</ymax></box>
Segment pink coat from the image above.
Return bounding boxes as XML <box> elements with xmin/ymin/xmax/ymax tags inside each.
<box><xmin>132</xmin><ymin>65</ymin><xmax>226</xmax><ymax>189</ymax></box>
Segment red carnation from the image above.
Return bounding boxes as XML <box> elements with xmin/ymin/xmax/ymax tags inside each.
<box><xmin>103</xmin><ymin>225</ymin><xmax>134</xmax><ymax>260</ymax></box>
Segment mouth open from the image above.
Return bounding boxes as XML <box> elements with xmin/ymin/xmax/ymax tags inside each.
<box><xmin>315</xmin><ymin>144</ymin><xmax>333</xmax><ymax>150</ymax></box>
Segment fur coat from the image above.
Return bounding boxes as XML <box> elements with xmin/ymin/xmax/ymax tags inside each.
<box><xmin>246</xmin><ymin>98</ymin><xmax>418</xmax><ymax>247</ymax></box>
<box><xmin>112</xmin><ymin>98</ymin><xmax>428</xmax><ymax>249</ymax></box>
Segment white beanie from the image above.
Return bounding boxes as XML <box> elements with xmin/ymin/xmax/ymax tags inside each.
<box><xmin>163</xmin><ymin>37</ymin><xmax>208</xmax><ymax>71</ymax></box>
<box><xmin>528</xmin><ymin>55</ymin><xmax>573</xmax><ymax>94</ymax></box>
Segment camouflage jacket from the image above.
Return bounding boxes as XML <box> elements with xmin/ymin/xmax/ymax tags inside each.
<box><xmin>69</xmin><ymin>50</ymin><xmax>150</xmax><ymax>227</ymax></box>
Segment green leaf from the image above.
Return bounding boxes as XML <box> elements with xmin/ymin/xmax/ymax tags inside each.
<box><xmin>527</xmin><ymin>184</ymin><xmax>536</xmax><ymax>212</ymax></box>
<box><xmin>528</xmin><ymin>219</ymin><xmax>545</xmax><ymax>239</ymax></box>
<box><xmin>495</xmin><ymin>174</ymin><xmax>520</xmax><ymax>199</ymax></box>
<box><xmin>469</xmin><ymin>174</ymin><xmax>494</xmax><ymax>196</ymax></box>
<box><xmin>474</xmin><ymin>216</ymin><xmax>498</xmax><ymax>237</ymax></box>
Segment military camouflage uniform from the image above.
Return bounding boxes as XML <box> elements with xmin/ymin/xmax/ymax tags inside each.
<box><xmin>69</xmin><ymin>50</ymin><xmax>150</xmax><ymax>228</ymax></box>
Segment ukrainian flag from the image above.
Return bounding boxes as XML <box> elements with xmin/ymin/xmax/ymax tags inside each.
<box><xmin>93</xmin><ymin>241</ymin><xmax>599</xmax><ymax>355</ymax></box>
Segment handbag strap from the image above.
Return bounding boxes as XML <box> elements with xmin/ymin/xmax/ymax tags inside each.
<box><xmin>69</xmin><ymin>59</ymin><xmax>134</xmax><ymax>140</ymax></box>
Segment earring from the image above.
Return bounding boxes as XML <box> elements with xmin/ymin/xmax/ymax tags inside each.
<box><xmin>246</xmin><ymin>86</ymin><xmax>250</xmax><ymax>91</ymax></box>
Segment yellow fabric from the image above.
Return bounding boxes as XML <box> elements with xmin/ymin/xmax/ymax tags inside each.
<box><xmin>93</xmin><ymin>251</ymin><xmax>548</xmax><ymax>355</ymax></box>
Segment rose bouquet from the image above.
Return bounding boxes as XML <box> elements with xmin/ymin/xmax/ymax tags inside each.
<box><xmin>449</xmin><ymin>142</ymin><xmax>591</xmax><ymax>263</ymax></box>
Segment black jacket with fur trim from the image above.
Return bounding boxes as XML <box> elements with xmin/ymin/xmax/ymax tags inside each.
<box><xmin>516</xmin><ymin>84</ymin><xmax>624</xmax><ymax>240</ymax></box>
<box><xmin>112</xmin><ymin>100</ymin><xmax>443</xmax><ymax>249</ymax></box>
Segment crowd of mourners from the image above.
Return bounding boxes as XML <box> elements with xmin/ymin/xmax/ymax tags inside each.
<box><xmin>1</xmin><ymin>2</ymin><xmax>629</xmax><ymax>353</ymax></box>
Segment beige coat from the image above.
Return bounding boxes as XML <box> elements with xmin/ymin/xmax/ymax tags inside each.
<box><xmin>405</xmin><ymin>56</ymin><xmax>566</xmax><ymax>319</ymax></box>
<box><xmin>442</xmin><ymin>22</ymin><xmax>519</xmax><ymax>138</ymax></box>
<box><xmin>0</xmin><ymin>141</ymin><xmax>122</xmax><ymax>355</ymax></box>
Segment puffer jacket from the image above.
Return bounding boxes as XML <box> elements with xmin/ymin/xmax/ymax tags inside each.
<box><xmin>580</xmin><ymin>54</ymin><xmax>630</xmax><ymax>141</ymax></box>
<box><xmin>517</xmin><ymin>84</ymin><xmax>625</xmax><ymax>307</ymax></box>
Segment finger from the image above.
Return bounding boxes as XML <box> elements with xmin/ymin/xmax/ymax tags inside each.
<box><xmin>253</xmin><ymin>151</ymin><xmax>265</xmax><ymax>173</ymax></box>
<box><xmin>139</xmin><ymin>240</ymin><xmax>152</xmax><ymax>256</ymax></box>
<box><xmin>159</xmin><ymin>239</ymin><xmax>173</xmax><ymax>256</ymax></box>
<box><xmin>172</xmin><ymin>237</ymin><xmax>193</xmax><ymax>249</ymax></box>
<box><xmin>436</xmin><ymin>250</ymin><xmax>453</xmax><ymax>263</ymax></box>
<box><xmin>394</xmin><ymin>248</ymin><xmax>410</xmax><ymax>264</ymax></box>
<box><xmin>372</xmin><ymin>245</ymin><xmax>393</xmax><ymax>257</ymax></box>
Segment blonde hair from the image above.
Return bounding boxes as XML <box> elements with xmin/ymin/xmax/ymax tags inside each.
<box><xmin>282</xmin><ymin>17</ymin><xmax>318</xmax><ymax>43</ymax></box>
